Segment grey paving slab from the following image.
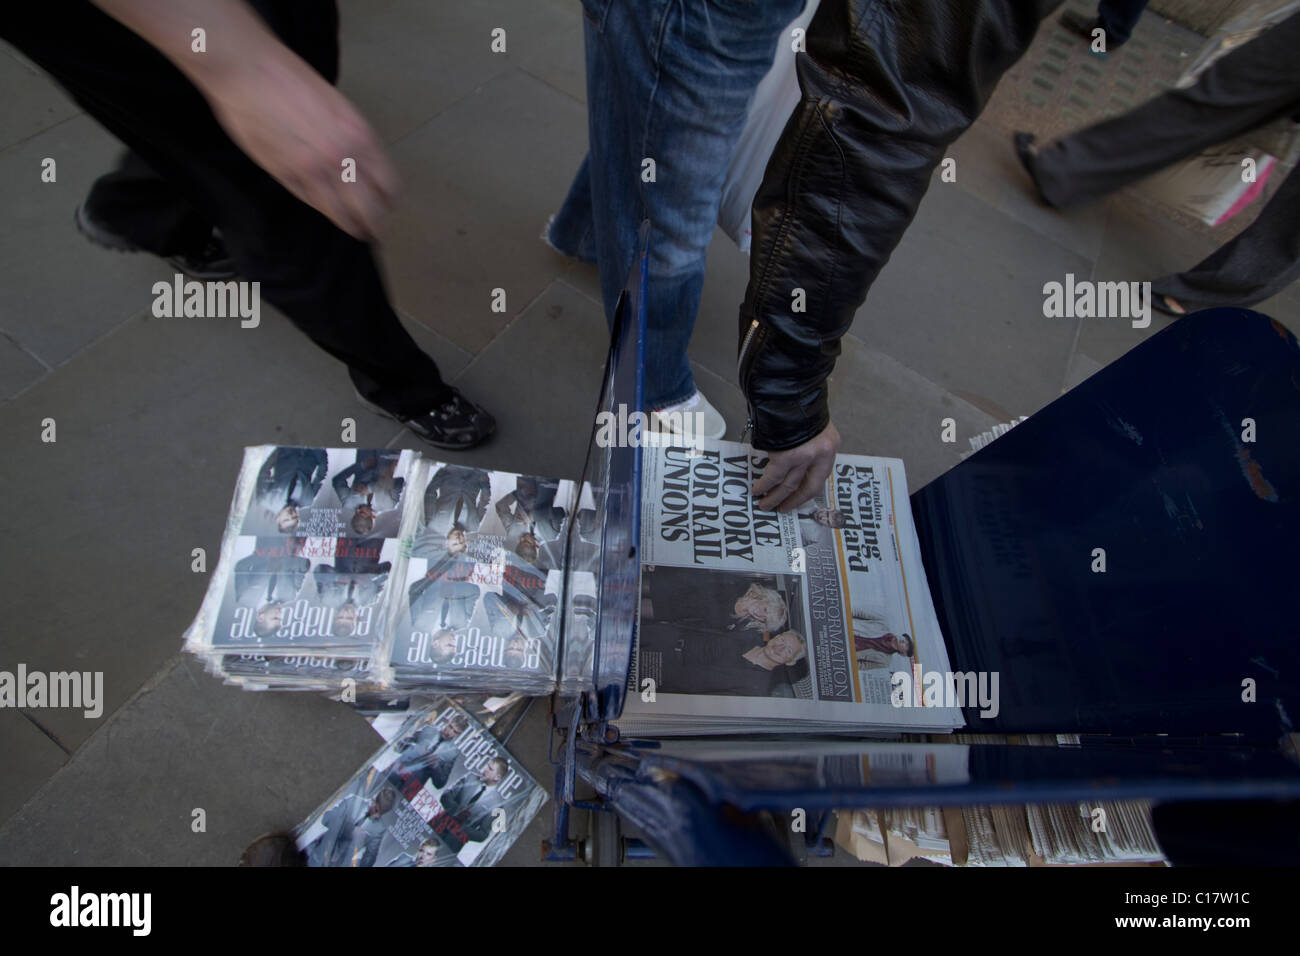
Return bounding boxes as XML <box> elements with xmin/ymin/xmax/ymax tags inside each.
<box><xmin>437</xmin><ymin>278</ymin><xmax>610</xmax><ymax>482</ymax></box>
<box><xmin>554</xmin><ymin>260</ymin><xmax>602</xmax><ymax>308</ymax></box>
<box><xmin>0</xmin><ymin>332</ymin><xmax>47</xmax><ymax>401</ymax></box>
<box><xmin>1061</xmin><ymin>349</ymin><xmax>1106</xmax><ymax>394</ymax></box>
<box><xmin>0</xmin><ymin>48</ymin><xmax>81</xmax><ymax>152</ymax></box>
<box><xmin>942</xmin><ymin>119</ymin><xmax>1110</xmax><ymax>263</ymax></box>
<box><xmin>0</xmin><ymin>113</ymin><xmax>164</xmax><ymax>368</ymax></box>
<box><xmin>337</xmin><ymin>0</ymin><xmax>509</xmax><ymax>145</ymax></box>
<box><xmin>0</xmin><ymin>710</ymin><xmax>68</xmax><ymax>825</ymax></box>
<box><xmin>0</xmin><ymin>656</ymin><xmax>383</xmax><ymax>866</ymax></box>
<box><xmin>338</xmin><ymin>0</ymin><xmax>583</xmax><ymax>146</ymax></box>
<box><xmin>851</xmin><ymin>183</ymin><xmax>1088</xmax><ymax>423</ymax></box>
<box><xmin>508</xmin><ymin>0</ymin><xmax>588</xmax><ymax>106</ymax></box>
<box><xmin>828</xmin><ymin>336</ymin><xmax>1000</xmax><ymax>492</ymax></box>
<box><xmin>1072</xmin><ymin>199</ymin><xmax>1213</xmax><ymax>369</ymax></box>
<box><xmin>0</xmin><ymin>305</ymin><xmax>426</xmax><ymax>754</ymax></box>
<box><xmin>381</xmin><ymin>68</ymin><xmax>588</xmax><ymax>353</ymax></box>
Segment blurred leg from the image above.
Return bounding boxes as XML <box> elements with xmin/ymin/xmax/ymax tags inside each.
<box><xmin>2</xmin><ymin>0</ymin><xmax>453</xmax><ymax>418</ymax></box>
<box><xmin>1029</xmin><ymin>12</ymin><xmax>1300</xmax><ymax>208</ymax></box>
<box><xmin>1152</xmin><ymin>167</ymin><xmax>1300</xmax><ymax>308</ymax></box>
<box><xmin>82</xmin><ymin>150</ymin><xmax>216</xmax><ymax>257</ymax></box>
<box><xmin>1096</xmin><ymin>0</ymin><xmax>1148</xmax><ymax>46</ymax></box>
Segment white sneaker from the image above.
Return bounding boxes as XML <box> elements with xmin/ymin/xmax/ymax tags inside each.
<box><xmin>650</xmin><ymin>389</ymin><xmax>727</xmax><ymax>442</ymax></box>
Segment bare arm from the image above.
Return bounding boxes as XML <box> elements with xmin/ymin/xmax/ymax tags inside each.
<box><xmin>90</xmin><ymin>0</ymin><xmax>396</xmax><ymax>239</ymax></box>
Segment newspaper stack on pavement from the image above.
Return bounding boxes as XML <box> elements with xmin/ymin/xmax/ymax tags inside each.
<box><xmin>295</xmin><ymin>698</ymin><xmax>546</xmax><ymax>867</ymax></box>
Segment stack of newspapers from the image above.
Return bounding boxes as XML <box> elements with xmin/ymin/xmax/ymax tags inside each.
<box><xmin>185</xmin><ymin>438</ymin><xmax>963</xmax><ymax>736</ymax></box>
<box><xmin>295</xmin><ymin>698</ymin><xmax>546</xmax><ymax>867</ymax></box>
<box><xmin>615</xmin><ymin>439</ymin><xmax>962</xmax><ymax>735</ymax></box>
<box><xmin>837</xmin><ymin>800</ymin><xmax>1165</xmax><ymax>866</ymax></box>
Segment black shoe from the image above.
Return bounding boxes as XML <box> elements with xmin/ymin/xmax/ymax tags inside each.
<box><xmin>74</xmin><ymin>203</ymin><xmax>239</xmax><ymax>280</ymax></box>
<box><xmin>1013</xmin><ymin>132</ymin><xmax>1056</xmax><ymax>207</ymax></box>
<box><xmin>355</xmin><ymin>387</ymin><xmax>496</xmax><ymax>450</ymax></box>
<box><xmin>1059</xmin><ymin>10</ymin><xmax>1117</xmax><ymax>53</ymax></box>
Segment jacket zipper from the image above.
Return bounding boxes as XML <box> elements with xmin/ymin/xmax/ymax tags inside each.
<box><xmin>738</xmin><ymin>318</ymin><xmax>761</xmax><ymax>445</ymax></box>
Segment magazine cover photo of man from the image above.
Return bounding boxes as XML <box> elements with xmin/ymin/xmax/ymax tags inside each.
<box><xmin>330</xmin><ymin>449</ymin><xmax>405</xmax><ymax>537</ymax></box>
<box><xmin>245</xmin><ymin>446</ymin><xmax>331</xmax><ymax>535</ymax></box>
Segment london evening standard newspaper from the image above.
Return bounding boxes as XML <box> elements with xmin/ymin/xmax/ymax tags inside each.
<box><xmin>294</xmin><ymin>698</ymin><xmax>546</xmax><ymax>867</ymax></box>
<box><xmin>617</xmin><ymin>439</ymin><xmax>962</xmax><ymax>734</ymax></box>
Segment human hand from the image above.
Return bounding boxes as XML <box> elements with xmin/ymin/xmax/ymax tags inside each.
<box><xmin>204</xmin><ymin>52</ymin><xmax>397</xmax><ymax>240</ymax></box>
<box><xmin>751</xmin><ymin>421</ymin><xmax>841</xmax><ymax>513</ymax></box>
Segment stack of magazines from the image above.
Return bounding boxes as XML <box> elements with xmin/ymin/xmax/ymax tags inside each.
<box><xmin>382</xmin><ymin>461</ymin><xmax>580</xmax><ymax>697</ymax></box>
<box><xmin>295</xmin><ymin>698</ymin><xmax>546</xmax><ymax>866</ymax></box>
<box><xmin>184</xmin><ymin>446</ymin><xmax>581</xmax><ymax>697</ymax></box>
<box><xmin>184</xmin><ymin>447</ymin><xmax>416</xmax><ymax>692</ymax></box>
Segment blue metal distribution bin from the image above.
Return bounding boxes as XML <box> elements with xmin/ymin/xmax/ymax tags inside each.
<box><xmin>542</xmin><ymin>226</ymin><xmax>1300</xmax><ymax>866</ymax></box>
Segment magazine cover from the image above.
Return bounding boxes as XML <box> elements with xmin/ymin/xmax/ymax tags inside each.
<box><xmin>208</xmin><ymin>534</ymin><xmax>400</xmax><ymax>653</ymax></box>
<box><xmin>381</xmin><ymin>463</ymin><xmax>574</xmax><ymax>694</ymax></box>
<box><xmin>294</xmin><ymin>699</ymin><xmax>546</xmax><ymax>867</ymax></box>
<box><xmin>619</xmin><ymin>439</ymin><xmax>963</xmax><ymax>733</ymax></box>
<box><xmin>242</xmin><ymin>447</ymin><xmax>414</xmax><ymax>539</ymax></box>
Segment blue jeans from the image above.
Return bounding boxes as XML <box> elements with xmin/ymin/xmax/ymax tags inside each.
<box><xmin>548</xmin><ymin>0</ymin><xmax>804</xmax><ymax>410</ymax></box>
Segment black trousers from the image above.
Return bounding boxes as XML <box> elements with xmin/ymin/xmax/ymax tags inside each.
<box><xmin>2</xmin><ymin>0</ymin><xmax>452</xmax><ymax>418</ymax></box>
<box><xmin>1096</xmin><ymin>0</ymin><xmax>1148</xmax><ymax>46</ymax></box>
<box><xmin>1032</xmin><ymin>12</ymin><xmax>1300</xmax><ymax>309</ymax></box>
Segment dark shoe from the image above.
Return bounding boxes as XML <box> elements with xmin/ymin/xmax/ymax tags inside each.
<box><xmin>1059</xmin><ymin>10</ymin><xmax>1119</xmax><ymax>53</ymax></box>
<box><xmin>239</xmin><ymin>832</ymin><xmax>307</xmax><ymax>867</ymax></box>
<box><xmin>1059</xmin><ymin>10</ymin><xmax>1100</xmax><ymax>40</ymax></box>
<box><xmin>1013</xmin><ymin>132</ymin><xmax>1056</xmax><ymax>206</ymax></box>
<box><xmin>74</xmin><ymin>203</ymin><xmax>238</xmax><ymax>280</ymax></box>
<box><xmin>355</xmin><ymin>387</ymin><xmax>496</xmax><ymax>450</ymax></box>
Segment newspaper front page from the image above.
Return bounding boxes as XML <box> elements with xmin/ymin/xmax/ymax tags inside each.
<box><xmin>619</xmin><ymin>439</ymin><xmax>962</xmax><ymax>734</ymax></box>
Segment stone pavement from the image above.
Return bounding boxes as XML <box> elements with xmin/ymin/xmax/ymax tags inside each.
<box><xmin>1</xmin><ymin>0</ymin><xmax>1296</xmax><ymax>866</ymax></box>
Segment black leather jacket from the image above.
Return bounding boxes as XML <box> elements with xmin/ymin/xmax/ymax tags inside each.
<box><xmin>740</xmin><ymin>0</ymin><xmax>1060</xmax><ymax>450</ymax></box>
